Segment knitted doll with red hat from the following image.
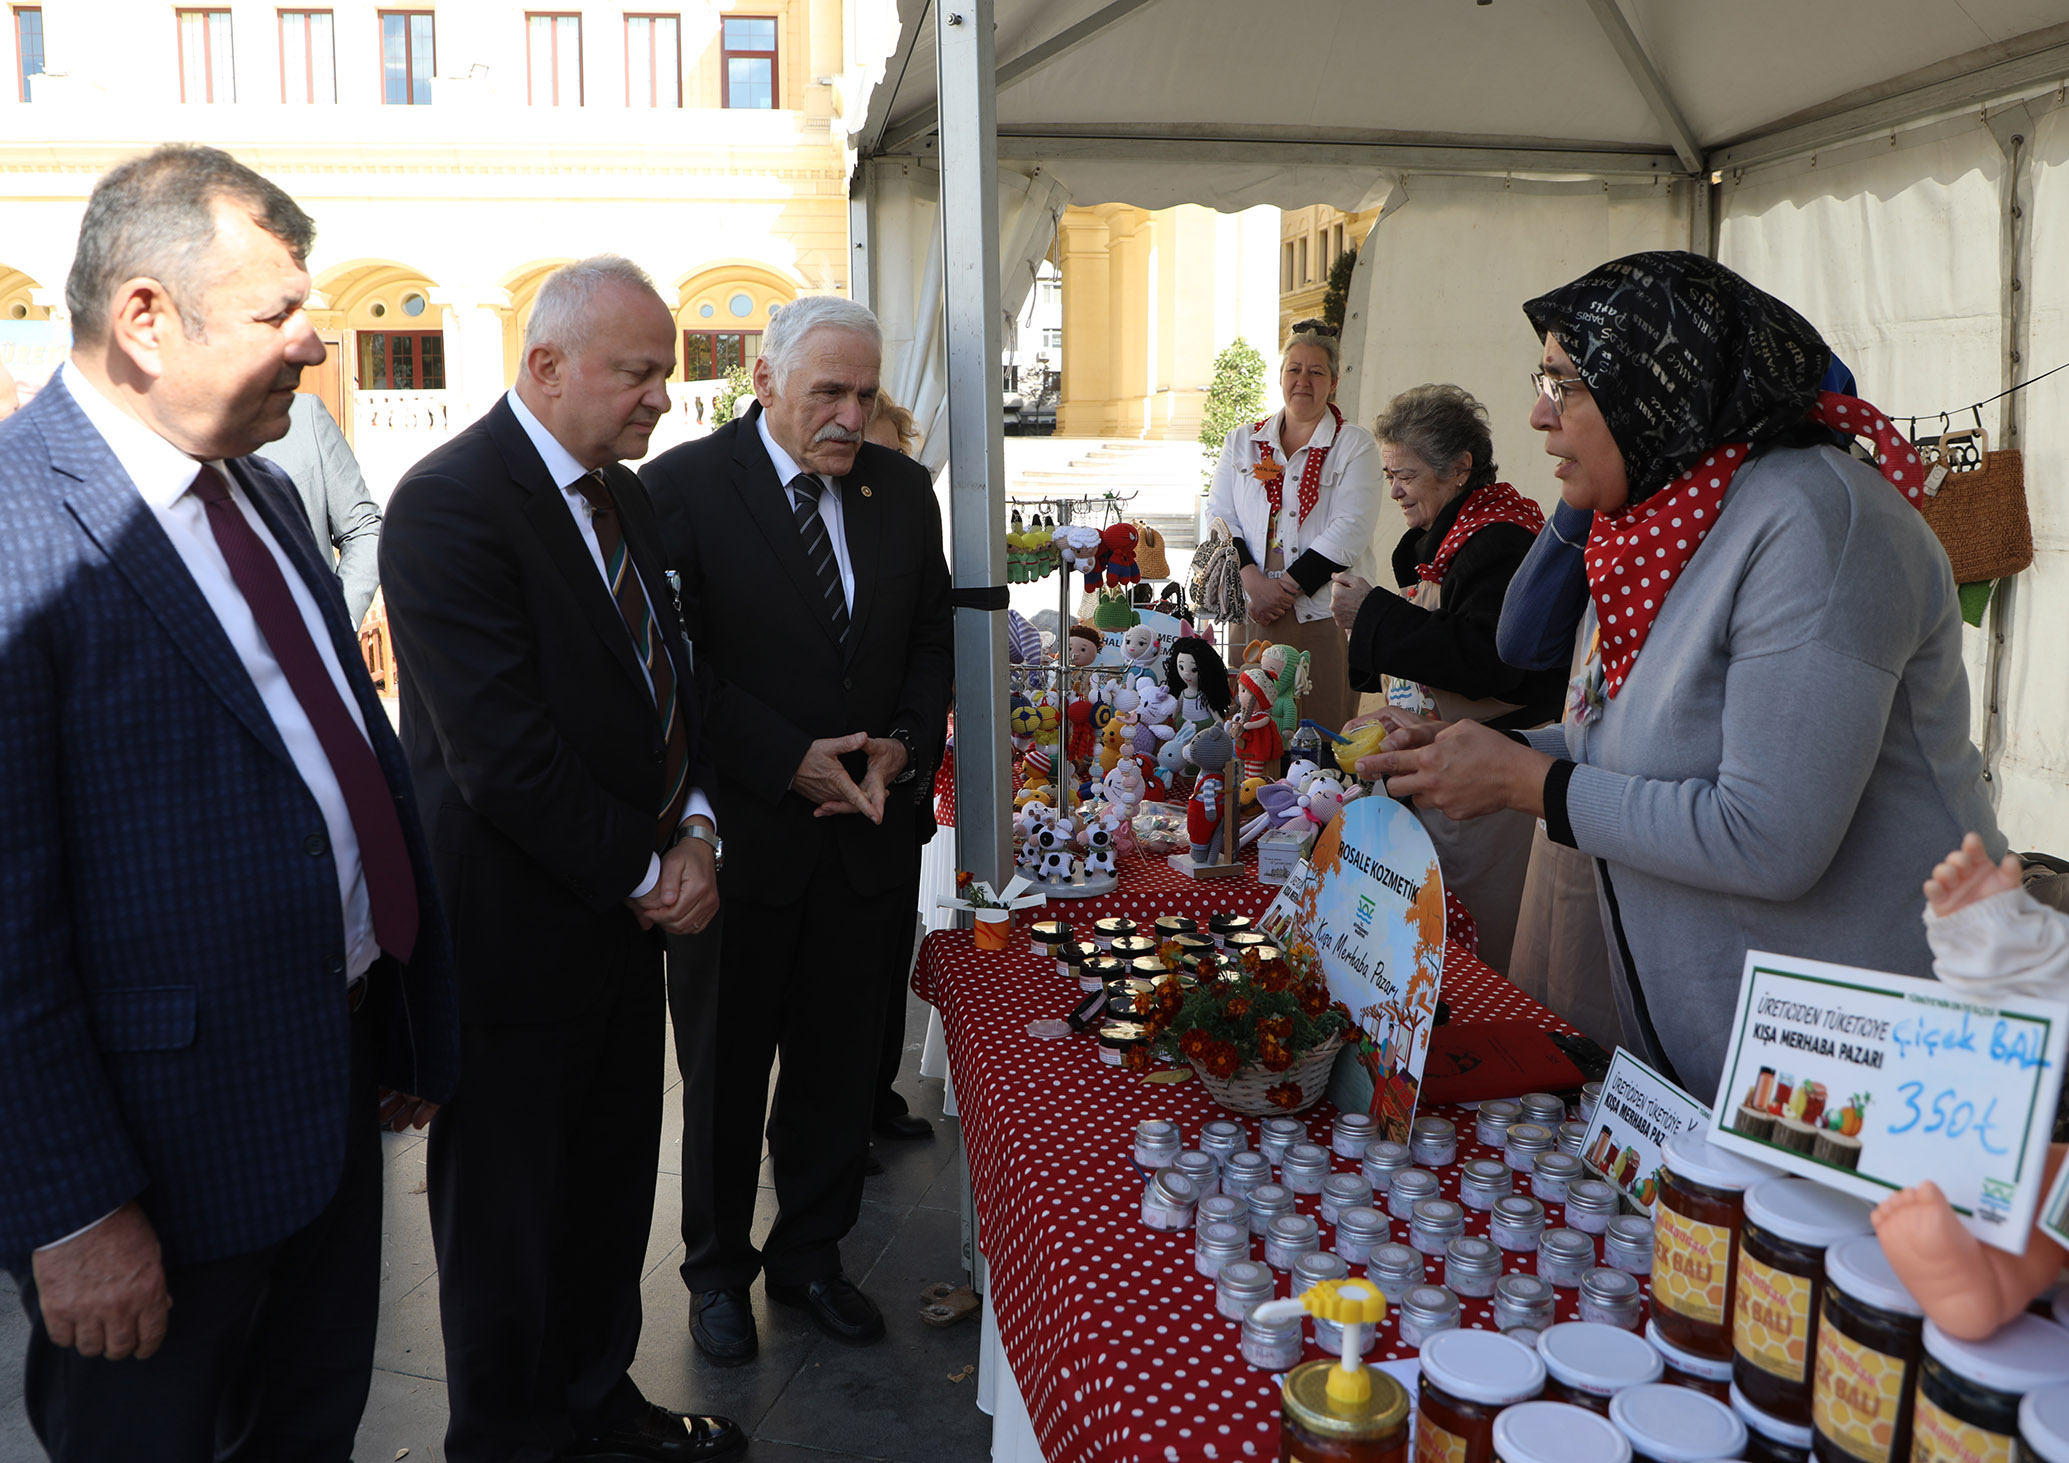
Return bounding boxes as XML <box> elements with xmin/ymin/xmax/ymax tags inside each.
<box><xmin>1234</xmin><ymin>663</ymin><xmax>1284</xmax><ymax>781</ymax></box>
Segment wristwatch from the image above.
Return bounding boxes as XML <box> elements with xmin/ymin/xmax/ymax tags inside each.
<box><xmin>672</xmin><ymin>821</ymin><xmax>724</xmax><ymax>871</ymax></box>
<box><xmin>887</xmin><ymin>728</ymin><xmax>918</xmax><ymax>785</ymax></box>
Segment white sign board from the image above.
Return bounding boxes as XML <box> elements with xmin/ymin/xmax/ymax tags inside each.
<box><xmin>1578</xmin><ymin>1050</ymin><xmax>1711</xmax><ymax>1216</ymax></box>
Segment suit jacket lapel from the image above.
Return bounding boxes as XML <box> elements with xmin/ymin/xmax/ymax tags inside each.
<box><xmin>838</xmin><ymin>463</ymin><xmax>881</xmax><ymax>668</ymax></box>
<box><xmin>489</xmin><ymin>403</ymin><xmax>651</xmax><ymax>704</ymax></box>
<box><xmin>732</xmin><ymin>404</ymin><xmax>842</xmax><ymax>653</ymax></box>
<box><xmin>604</xmin><ymin>461</ymin><xmax>695</xmax><ymax>726</ymax></box>
<box><xmin>41</xmin><ymin>388</ymin><xmax>298</xmax><ymax>772</ymax></box>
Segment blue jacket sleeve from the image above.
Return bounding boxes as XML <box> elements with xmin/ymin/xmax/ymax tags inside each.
<box><xmin>1495</xmin><ymin>502</ymin><xmax>1592</xmax><ymax>671</ymax></box>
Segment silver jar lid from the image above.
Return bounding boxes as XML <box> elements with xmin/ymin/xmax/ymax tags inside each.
<box><xmin>1217</xmin><ymin>1258</ymin><xmax>1272</xmax><ymax>1298</ymax></box>
<box><xmin>1495</xmin><ymin>1273</ymin><xmax>1555</xmax><ymax>1307</ymax></box>
<box><xmin>1581</xmin><ymin>1267</ymin><xmax>1640</xmax><ymax>1306</ymax></box>
<box><xmin>1539</xmin><ymin>1228</ymin><xmax>1594</xmax><ymax>1264</ymax></box>
<box><xmin>1565</xmin><ymin>1178</ymin><xmax>1619</xmax><ymax>1216</ymax></box>
<box><xmin>1445</xmin><ymin>1236</ymin><xmax>1501</xmax><ymax>1278</ymax></box>
<box><xmin>1268</xmin><ymin>1214</ymin><xmax>1319</xmax><ymax>1245</ymax></box>
<box><xmin>1200</xmin><ymin>1119</ymin><xmax>1246</xmax><ymax>1152</ymax></box>
<box><xmin>1519</xmin><ymin>1092</ymin><xmax>1567</xmax><ymax>1126</ymax></box>
<box><xmin>1462</xmin><ymin>1158</ymin><xmax>1512</xmax><ymax>1188</ymax></box>
<box><xmin>1367</xmin><ymin>1242</ymin><xmax>1423</xmax><ymax>1280</ymax></box>
<box><xmin>1198</xmin><ymin>1195</ymin><xmax>1248</xmax><ymax>1227</ymax></box>
<box><xmin>1248</xmin><ymin>1182</ymin><xmax>1293</xmax><ymax>1215</ymax></box>
<box><xmin>1173</xmin><ymin>1151</ymin><xmax>1218</xmax><ymax>1185</ymax></box>
<box><xmin>1321</xmin><ymin>1173</ymin><xmax>1371</xmax><ymax>1204</ymax></box>
<box><xmin>1604</xmin><ymin>1215</ymin><xmax>1655</xmax><ymax>1261</ymax></box>
<box><xmin>1224</xmin><ymin>1151</ymin><xmax>1271</xmax><ymax>1182</ymax></box>
<box><xmin>1137</xmin><ymin>1118</ymin><xmax>1179</xmax><ymax>1142</ymax></box>
<box><xmin>1412</xmin><ymin>1116</ymin><xmax>1456</xmax><ymax>1144</ymax></box>
<box><xmin>1412</xmin><ymin>1198</ymin><xmax>1465</xmax><ymax>1238</ymax></box>
<box><xmin>1336</xmin><ymin>1206</ymin><xmax>1387</xmax><ymax>1241</ymax></box>
<box><xmin>1197</xmin><ymin>1220</ymin><xmax>1248</xmax><ymax>1257</ymax></box>
<box><xmin>1293</xmin><ymin>1250</ymin><xmax>1350</xmax><ymax>1289</ymax></box>
<box><xmin>1531</xmin><ymin>1152</ymin><xmax>1583</xmax><ymax>1184</ymax></box>
<box><xmin>1506</xmin><ymin>1121</ymin><xmax>1555</xmax><ymax>1154</ymax></box>
<box><xmin>1390</xmin><ymin>1168</ymin><xmax>1439</xmax><ymax>1201</ymax></box>
<box><xmin>1241</xmin><ymin>1301</ymin><xmax>1301</xmax><ymax>1337</ymax></box>
<box><xmin>1260</xmin><ymin>1117</ymin><xmax>1305</xmax><ymax>1143</ymax></box>
<box><xmin>1400</xmin><ymin>1284</ymin><xmax>1461</xmax><ymax>1327</ymax></box>
<box><xmin>1332</xmin><ymin>1112</ymin><xmax>1376</xmax><ymax>1140</ymax></box>
<box><xmin>1478</xmin><ymin>1098</ymin><xmax>1523</xmax><ymax>1129</ymax></box>
<box><xmin>1281</xmin><ymin>1141</ymin><xmax>1330</xmax><ymax>1175</ymax></box>
<box><xmin>1493</xmin><ymin>1195</ymin><xmax>1546</xmax><ymax>1229</ymax></box>
<box><xmin>1557</xmin><ymin>1121</ymin><xmax>1588</xmax><ymax>1153</ymax></box>
<box><xmin>1149</xmin><ymin>1171</ymin><xmax>1198</xmax><ymax>1207</ymax></box>
<box><xmin>1361</xmin><ymin>1139</ymin><xmax>1411</xmax><ymax>1173</ymax></box>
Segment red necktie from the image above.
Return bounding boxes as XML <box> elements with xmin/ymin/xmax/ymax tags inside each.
<box><xmin>192</xmin><ymin>466</ymin><xmax>419</xmax><ymax>962</ymax></box>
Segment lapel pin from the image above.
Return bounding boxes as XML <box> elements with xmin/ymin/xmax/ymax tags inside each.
<box><xmin>860</xmin><ymin>485</ymin><xmax>873</xmax><ymax>497</ymax></box>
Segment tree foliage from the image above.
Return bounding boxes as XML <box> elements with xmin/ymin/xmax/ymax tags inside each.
<box><xmin>1199</xmin><ymin>336</ymin><xmax>1267</xmax><ymax>481</ymax></box>
<box><xmin>713</xmin><ymin>363</ymin><xmax>752</xmax><ymax>425</ymax></box>
<box><xmin>1321</xmin><ymin>249</ymin><xmax>1359</xmax><ymax>335</ymax></box>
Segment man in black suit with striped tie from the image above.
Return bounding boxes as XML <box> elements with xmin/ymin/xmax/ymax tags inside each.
<box><xmin>643</xmin><ymin>296</ymin><xmax>952</xmax><ymax>1364</ymax></box>
<box><xmin>380</xmin><ymin>257</ymin><xmax>740</xmax><ymax>1463</ymax></box>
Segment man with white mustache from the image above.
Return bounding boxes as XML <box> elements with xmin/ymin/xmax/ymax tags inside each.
<box><xmin>641</xmin><ymin>296</ymin><xmax>952</xmax><ymax>1364</ymax></box>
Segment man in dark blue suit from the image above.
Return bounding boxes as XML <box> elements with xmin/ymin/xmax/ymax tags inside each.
<box><xmin>0</xmin><ymin>146</ymin><xmax>458</xmax><ymax>1460</ymax></box>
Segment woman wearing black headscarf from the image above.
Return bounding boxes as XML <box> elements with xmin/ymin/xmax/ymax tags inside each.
<box><xmin>1361</xmin><ymin>252</ymin><xmax>2001</xmax><ymax>1095</ymax></box>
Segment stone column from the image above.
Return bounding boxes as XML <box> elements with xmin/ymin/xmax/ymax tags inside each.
<box><xmin>430</xmin><ymin>287</ymin><xmax>513</xmax><ymax>423</ymax></box>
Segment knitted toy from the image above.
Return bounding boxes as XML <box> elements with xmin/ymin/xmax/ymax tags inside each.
<box><xmin>1165</xmin><ymin>636</ymin><xmax>1232</xmax><ymax>732</ymax></box>
<box><xmin>1131</xmin><ymin>677</ymin><xmax>1179</xmax><ymax>760</ymax></box>
<box><xmin>1186</xmin><ymin>776</ymin><xmax>1224</xmax><ymax>862</ymax></box>
<box><xmin>1079</xmin><ymin>809</ymin><xmax>1122</xmax><ymax>878</ymax></box>
<box><xmin>1066</xmin><ymin>622</ymin><xmax>1102</xmax><ymax>669</ymax></box>
<box><xmin>1065</xmin><ymin>697</ymin><xmax>1110</xmax><ymax>764</ymax></box>
<box><xmin>1234</xmin><ymin>664</ymin><xmax>1285</xmax><ymax>780</ymax></box>
<box><xmin>1053</xmin><ymin>523</ymin><xmax>1102</xmax><ymax>583</ymax></box>
<box><xmin>1119</xmin><ymin>622</ymin><xmax>1160</xmax><ymax>674</ymax></box>
<box><xmin>1101</xmin><ymin>758</ymin><xmax>1147</xmax><ymax>817</ymax></box>
<box><xmin>1244</xmin><ymin>640</ymin><xmax>1314</xmax><ymax>741</ymax></box>
<box><xmin>1090</xmin><ymin>520</ymin><xmax>1140</xmax><ymax>589</ymax></box>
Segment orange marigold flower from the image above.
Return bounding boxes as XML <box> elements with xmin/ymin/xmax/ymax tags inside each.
<box><xmin>1225</xmin><ymin>996</ymin><xmax>1253</xmax><ymax>1021</ymax></box>
<box><xmin>1122</xmin><ymin>1044</ymin><xmax>1151</xmax><ymax>1073</ymax></box>
<box><xmin>1252</xmin><ymin>959</ymin><xmax>1294</xmax><ymax>994</ymax></box>
<box><xmin>1258</xmin><ymin>1034</ymin><xmax>1295</xmax><ymax>1072</ymax></box>
<box><xmin>1179</xmin><ymin>1029</ymin><xmax>1212</xmax><ymax>1060</ymax></box>
<box><xmin>1142</xmin><ymin>1010</ymin><xmax>1169</xmax><ymax>1040</ymax></box>
<box><xmin>1201</xmin><ymin>1039</ymin><xmax>1242</xmax><ymax>1080</ymax></box>
<box><xmin>1257</xmin><ymin>1014</ymin><xmax>1293</xmax><ymax>1043</ymax></box>
<box><xmin>1296</xmin><ymin>983</ymin><xmax>1328</xmax><ymax>1018</ymax></box>
<box><xmin>1265</xmin><ymin>1081</ymin><xmax>1304</xmax><ymax>1110</ymax></box>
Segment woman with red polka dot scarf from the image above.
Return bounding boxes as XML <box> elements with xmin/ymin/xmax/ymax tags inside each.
<box><xmin>1357</xmin><ymin>250</ymin><xmax>2003</xmax><ymax>1098</ymax></box>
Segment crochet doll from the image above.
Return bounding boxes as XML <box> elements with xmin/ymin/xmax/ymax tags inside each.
<box><xmin>1233</xmin><ymin>664</ymin><xmax>1284</xmax><ymax>781</ymax></box>
<box><xmin>1091</xmin><ymin>520</ymin><xmax>1140</xmax><ymax>589</ymax></box>
<box><xmin>1164</xmin><ymin>636</ymin><xmax>1232</xmax><ymax>733</ymax></box>
<box><xmin>1186</xmin><ymin>776</ymin><xmax>1224</xmax><ymax>863</ymax></box>
<box><xmin>1244</xmin><ymin>639</ymin><xmax>1313</xmax><ymax>741</ymax></box>
<box><xmin>1871</xmin><ymin>832</ymin><xmax>2069</xmax><ymax>1339</ymax></box>
<box><xmin>1066</xmin><ymin>622</ymin><xmax>1102</xmax><ymax>670</ymax></box>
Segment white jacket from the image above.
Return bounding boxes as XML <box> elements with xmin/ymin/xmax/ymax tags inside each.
<box><xmin>1205</xmin><ymin>409</ymin><xmax>1380</xmax><ymax>625</ymax></box>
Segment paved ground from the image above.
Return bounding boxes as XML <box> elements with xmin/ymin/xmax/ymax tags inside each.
<box><xmin>0</xmin><ymin>994</ymin><xmax>988</xmax><ymax>1463</ymax></box>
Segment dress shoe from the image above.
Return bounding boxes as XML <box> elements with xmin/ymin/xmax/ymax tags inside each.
<box><xmin>562</xmin><ymin>1403</ymin><xmax>743</xmax><ymax>1461</ymax></box>
<box><xmin>689</xmin><ymin>1288</ymin><xmax>757</xmax><ymax>1366</ymax></box>
<box><xmin>873</xmin><ymin>1111</ymin><xmax>934</xmax><ymax>1141</ymax></box>
<box><xmin>864</xmin><ymin>1143</ymin><xmax>884</xmax><ymax>1177</ymax></box>
<box><xmin>767</xmin><ymin>1274</ymin><xmax>885</xmax><ymax>1344</ymax></box>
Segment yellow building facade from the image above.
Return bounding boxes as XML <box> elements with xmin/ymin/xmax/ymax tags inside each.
<box><xmin>1278</xmin><ymin>202</ymin><xmax>1380</xmax><ymax>346</ymax></box>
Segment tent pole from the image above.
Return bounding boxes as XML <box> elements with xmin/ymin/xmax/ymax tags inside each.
<box><xmin>849</xmin><ymin>159</ymin><xmax>876</xmax><ymax>312</ymax></box>
<box><xmin>938</xmin><ymin>0</ymin><xmax>1011</xmax><ymax>888</ymax></box>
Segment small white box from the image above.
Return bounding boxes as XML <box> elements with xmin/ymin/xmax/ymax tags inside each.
<box><xmin>1256</xmin><ymin>828</ymin><xmax>1315</xmax><ymax>885</ymax></box>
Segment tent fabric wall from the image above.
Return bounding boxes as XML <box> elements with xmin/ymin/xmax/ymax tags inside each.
<box><xmin>1716</xmin><ymin>114</ymin><xmax>2011</xmax><ymax>811</ymax></box>
<box><xmin>1339</xmin><ymin>173</ymin><xmax>1697</xmax><ymax>541</ymax></box>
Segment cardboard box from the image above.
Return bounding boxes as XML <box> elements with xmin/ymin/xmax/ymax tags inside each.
<box><xmin>1255</xmin><ymin>827</ymin><xmax>1316</xmax><ymax>885</ymax></box>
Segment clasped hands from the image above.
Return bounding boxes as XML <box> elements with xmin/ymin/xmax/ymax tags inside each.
<box><xmin>629</xmin><ymin>814</ymin><xmax>721</xmax><ymax>935</ymax></box>
<box><xmin>1346</xmin><ymin>708</ymin><xmax>1552</xmax><ymax>822</ymax></box>
<box><xmin>1240</xmin><ymin>563</ymin><xmax>1297</xmax><ymax>625</ymax></box>
<box><xmin>793</xmin><ymin>731</ymin><xmax>906</xmax><ymax>824</ymax></box>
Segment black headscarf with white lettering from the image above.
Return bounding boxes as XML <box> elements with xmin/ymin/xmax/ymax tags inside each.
<box><xmin>1523</xmin><ymin>251</ymin><xmax>1832</xmax><ymax>504</ymax></box>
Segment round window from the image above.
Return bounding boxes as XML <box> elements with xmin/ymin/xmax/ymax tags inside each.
<box><xmin>402</xmin><ymin>292</ymin><xmax>427</xmax><ymax>317</ymax></box>
<box><xmin>699</xmin><ymin>302</ymin><xmax>716</xmax><ymax>319</ymax></box>
<box><xmin>728</xmin><ymin>292</ymin><xmax>754</xmax><ymax>319</ymax></box>
<box><xmin>369</xmin><ymin>300</ymin><xmax>388</xmax><ymax>318</ymax></box>
<box><xmin>7</xmin><ymin>302</ymin><xmax>26</xmax><ymax>320</ymax></box>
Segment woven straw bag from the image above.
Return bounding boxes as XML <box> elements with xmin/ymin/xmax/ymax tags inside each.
<box><xmin>1187</xmin><ymin>1031</ymin><xmax>1345</xmax><ymax>1117</ymax></box>
<box><xmin>1134</xmin><ymin>521</ymin><xmax>1171</xmax><ymax>579</ymax></box>
<box><xmin>1189</xmin><ymin>516</ymin><xmax>1247</xmax><ymax>623</ymax></box>
<box><xmin>1918</xmin><ymin>428</ymin><xmax>2033</xmax><ymax>584</ymax></box>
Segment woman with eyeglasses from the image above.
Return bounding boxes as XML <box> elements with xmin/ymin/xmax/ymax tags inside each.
<box><xmin>1326</xmin><ymin>383</ymin><xmax>1566</xmax><ymax>974</ymax></box>
<box><xmin>1362</xmin><ymin>252</ymin><xmax>2000</xmax><ymax>1095</ymax></box>
<box><xmin>1204</xmin><ymin>321</ymin><xmax>1379</xmax><ymax>736</ymax></box>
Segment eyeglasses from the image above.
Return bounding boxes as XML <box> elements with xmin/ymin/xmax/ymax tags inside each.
<box><xmin>1531</xmin><ymin>371</ymin><xmax>1587</xmax><ymax>417</ymax></box>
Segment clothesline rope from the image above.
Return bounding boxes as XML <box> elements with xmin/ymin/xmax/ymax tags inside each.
<box><xmin>1901</xmin><ymin>357</ymin><xmax>2069</xmax><ymax>441</ymax></box>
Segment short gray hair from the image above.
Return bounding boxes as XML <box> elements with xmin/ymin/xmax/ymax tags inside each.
<box><xmin>66</xmin><ymin>145</ymin><xmax>315</xmax><ymax>342</ymax></box>
<box><xmin>1373</xmin><ymin>382</ymin><xmax>1499</xmax><ymax>490</ymax></box>
<box><xmin>524</xmin><ymin>255</ymin><xmax>661</xmax><ymax>358</ymax></box>
<box><xmin>761</xmin><ymin>294</ymin><xmax>882</xmax><ymax>393</ymax></box>
<box><xmin>1282</xmin><ymin>327</ymin><xmax>1341</xmax><ymax>378</ymax></box>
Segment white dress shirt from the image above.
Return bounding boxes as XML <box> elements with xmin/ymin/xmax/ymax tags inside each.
<box><xmin>504</xmin><ymin>390</ymin><xmax>713</xmax><ymax>899</ymax></box>
<box><xmin>63</xmin><ymin>362</ymin><xmax>380</xmax><ymax>984</ymax></box>
<box><xmin>757</xmin><ymin>410</ymin><xmax>856</xmax><ymax>612</ymax></box>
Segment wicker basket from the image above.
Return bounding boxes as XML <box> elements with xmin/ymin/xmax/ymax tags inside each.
<box><xmin>1188</xmin><ymin>1031</ymin><xmax>1345</xmax><ymax>1117</ymax></box>
<box><xmin>1918</xmin><ymin>432</ymin><xmax>2033</xmax><ymax>584</ymax></box>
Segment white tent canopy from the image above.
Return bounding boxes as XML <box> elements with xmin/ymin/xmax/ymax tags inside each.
<box><xmin>848</xmin><ymin>1</ymin><xmax>2069</xmax><ymax>876</ymax></box>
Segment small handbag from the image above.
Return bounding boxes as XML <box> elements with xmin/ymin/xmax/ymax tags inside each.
<box><xmin>1133</xmin><ymin>521</ymin><xmax>1170</xmax><ymax>580</ymax></box>
<box><xmin>1917</xmin><ymin>427</ymin><xmax>2033</xmax><ymax>584</ymax></box>
<box><xmin>1189</xmin><ymin>516</ymin><xmax>1247</xmax><ymax>623</ymax></box>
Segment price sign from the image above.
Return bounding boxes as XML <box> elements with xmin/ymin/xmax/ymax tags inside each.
<box><xmin>1709</xmin><ymin>951</ymin><xmax>2067</xmax><ymax>1254</ymax></box>
<box><xmin>1576</xmin><ymin>1050</ymin><xmax>1710</xmax><ymax>1215</ymax></box>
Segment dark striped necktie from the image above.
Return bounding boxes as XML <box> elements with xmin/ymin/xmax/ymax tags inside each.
<box><xmin>579</xmin><ymin>470</ymin><xmax>691</xmax><ymax>851</ymax></box>
<box><xmin>787</xmin><ymin>473</ymin><xmax>851</xmax><ymax>643</ymax></box>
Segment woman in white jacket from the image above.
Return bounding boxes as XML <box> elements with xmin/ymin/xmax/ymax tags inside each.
<box><xmin>1205</xmin><ymin>324</ymin><xmax>1379</xmax><ymax>733</ymax></box>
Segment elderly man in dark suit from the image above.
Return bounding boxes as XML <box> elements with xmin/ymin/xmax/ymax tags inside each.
<box><xmin>0</xmin><ymin>144</ymin><xmax>458</xmax><ymax>1462</ymax></box>
<box><xmin>643</xmin><ymin>295</ymin><xmax>952</xmax><ymax>1363</ymax></box>
<box><xmin>380</xmin><ymin>256</ymin><xmax>740</xmax><ymax>1463</ymax></box>
<box><xmin>255</xmin><ymin>391</ymin><xmax>383</xmax><ymax>627</ymax></box>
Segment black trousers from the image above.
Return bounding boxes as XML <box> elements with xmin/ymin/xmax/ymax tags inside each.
<box><xmin>871</xmin><ymin>863</ymin><xmax>925</xmax><ymax>1123</ymax></box>
<box><xmin>670</xmin><ymin>855</ymin><xmax>903</xmax><ymax>1293</ymax></box>
<box><xmin>429</xmin><ymin>922</ymin><xmax>662</xmax><ymax>1463</ymax></box>
<box><xmin>18</xmin><ymin>983</ymin><xmax>383</xmax><ymax>1463</ymax></box>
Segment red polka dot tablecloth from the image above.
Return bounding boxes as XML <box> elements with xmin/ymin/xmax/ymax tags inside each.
<box><xmin>915</xmin><ymin>850</ymin><xmax>1638</xmax><ymax>1463</ymax></box>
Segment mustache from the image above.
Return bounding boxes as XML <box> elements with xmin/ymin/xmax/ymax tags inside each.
<box><xmin>814</xmin><ymin>424</ymin><xmax>862</xmax><ymax>445</ymax></box>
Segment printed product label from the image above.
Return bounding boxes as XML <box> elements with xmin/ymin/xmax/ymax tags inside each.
<box><xmin>1908</xmin><ymin>1390</ymin><xmax>2013</xmax><ymax>1463</ymax></box>
<box><xmin>1733</xmin><ymin>1251</ymin><xmax>1812</xmax><ymax>1382</ymax></box>
<box><xmin>1653</xmin><ymin>1202</ymin><xmax>1731</xmax><ymax>1325</ymax></box>
<box><xmin>1412</xmin><ymin>1411</ymin><xmax>1467</xmax><ymax>1463</ymax></box>
<box><xmin>1810</xmin><ymin>1303</ymin><xmax>1906</xmax><ymax>1462</ymax></box>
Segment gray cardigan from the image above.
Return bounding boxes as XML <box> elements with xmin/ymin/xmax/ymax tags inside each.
<box><xmin>254</xmin><ymin>394</ymin><xmax>383</xmax><ymax>628</ymax></box>
<box><xmin>1519</xmin><ymin>443</ymin><xmax>2001</xmax><ymax>1098</ymax></box>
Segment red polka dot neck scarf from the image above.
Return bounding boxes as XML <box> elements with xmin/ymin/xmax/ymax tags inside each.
<box><xmin>1415</xmin><ymin>482</ymin><xmax>1547</xmax><ymax>586</ymax></box>
<box><xmin>1251</xmin><ymin>404</ymin><xmax>1343</xmax><ymax>526</ymax></box>
<box><xmin>1585</xmin><ymin>391</ymin><xmax>1923</xmax><ymax>698</ymax></box>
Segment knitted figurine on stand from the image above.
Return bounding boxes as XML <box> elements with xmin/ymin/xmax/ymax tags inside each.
<box><xmin>1165</xmin><ymin>635</ymin><xmax>1232</xmax><ymax>736</ymax></box>
<box><xmin>1233</xmin><ymin>664</ymin><xmax>1284</xmax><ymax>781</ymax></box>
<box><xmin>1872</xmin><ymin>832</ymin><xmax>2069</xmax><ymax>1339</ymax></box>
<box><xmin>1186</xmin><ymin>776</ymin><xmax>1224</xmax><ymax>863</ymax></box>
